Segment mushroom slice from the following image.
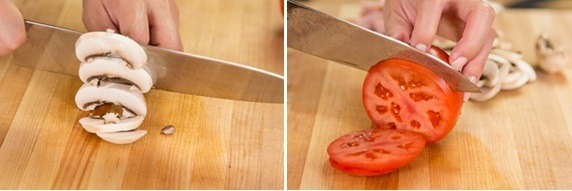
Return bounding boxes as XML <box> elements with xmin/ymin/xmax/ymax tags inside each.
<box><xmin>501</xmin><ymin>70</ymin><xmax>529</xmax><ymax>90</ymax></box>
<box><xmin>536</xmin><ymin>33</ymin><xmax>568</xmax><ymax>74</ymax></box>
<box><xmin>75</xmin><ymin>30</ymin><xmax>147</xmax><ymax>69</ymax></box>
<box><xmin>97</xmin><ymin>130</ymin><xmax>147</xmax><ymax>144</ymax></box>
<box><xmin>79</xmin><ymin>57</ymin><xmax>153</xmax><ymax>92</ymax></box>
<box><xmin>80</xmin><ymin>116</ymin><xmax>144</xmax><ymax>133</ymax></box>
<box><xmin>470</xmin><ymin>84</ymin><xmax>502</xmax><ymax>102</ymax></box>
<box><xmin>75</xmin><ymin>82</ymin><xmax>147</xmax><ymax>116</ymax></box>
<box><xmin>480</xmin><ymin>60</ymin><xmax>500</xmax><ymax>87</ymax></box>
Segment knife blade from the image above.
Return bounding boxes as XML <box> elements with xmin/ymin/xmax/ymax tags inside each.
<box><xmin>287</xmin><ymin>0</ymin><xmax>480</xmax><ymax>93</ymax></box>
<box><xmin>12</xmin><ymin>20</ymin><xmax>284</xmax><ymax>103</ymax></box>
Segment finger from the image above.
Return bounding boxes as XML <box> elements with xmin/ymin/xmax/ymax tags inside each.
<box><xmin>360</xmin><ymin>0</ymin><xmax>384</xmax><ymax>16</ymax></box>
<box><xmin>370</xmin><ymin>11</ymin><xmax>386</xmax><ymax>34</ymax></box>
<box><xmin>409</xmin><ymin>0</ymin><xmax>446</xmax><ymax>52</ymax></box>
<box><xmin>449</xmin><ymin>2</ymin><xmax>496</xmax><ymax>71</ymax></box>
<box><xmin>354</xmin><ymin>12</ymin><xmax>377</xmax><ymax>30</ymax></box>
<box><xmin>146</xmin><ymin>0</ymin><xmax>183</xmax><ymax>51</ymax></box>
<box><xmin>460</xmin><ymin>31</ymin><xmax>495</xmax><ymax>101</ymax></box>
<box><xmin>0</xmin><ymin>0</ymin><xmax>26</xmax><ymax>56</ymax></box>
<box><xmin>383</xmin><ymin>1</ymin><xmax>412</xmax><ymax>42</ymax></box>
<box><xmin>82</xmin><ymin>0</ymin><xmax>118</xmax><ymax>32</ymax></box>
<box><xmin>114</xmin><ymin>1</ymin><xmax>150</xmax><ymax>45</ymax></box>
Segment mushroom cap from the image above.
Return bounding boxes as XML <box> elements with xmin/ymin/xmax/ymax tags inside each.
<box><xmin>470</xmin><ymin>84</ymin><xmax>502</xmax><ymax>102</ymax></box>
<box><xmin>79</xmin><ymin>57</ymin><xmax>154</xmax><ymax>93</ymax></box>
<box><xmin>501</xmin><ymin>70</ymin><xmax>529</xmax><ymax>90</ymax></box>
<box><xmin>481</xmin><ymin>60</ymin><xmax>500</xmax><ymax>87</ymax></box>
<box><xmin>79</xmin><ymin>116</ymin><xmax>144</xmax><ymax>133</ymax></box>
<box><xmin>97</xmin><ymin>130</ymin><xmax>147</xmax><ymax>144</ymax></box>
<box><xmin>75</xmin><ymin>82</ymin><xmax>147</xmax><ymax>116</ymax></box>
<box><xmin>75</xmin><ymin>31</ymin><xmax>147</xmax><ymax>69</ymax></box>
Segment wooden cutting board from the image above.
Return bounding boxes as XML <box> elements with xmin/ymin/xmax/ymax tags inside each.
<box><xmin>287</xmin><ymin>1</ymin><xmax>572</xmax><ymax>189</ymax></box>
<box><xmin>0</xmin><ymin>0</ymin><xmax>284</xmax><ymax>189</ymax></box>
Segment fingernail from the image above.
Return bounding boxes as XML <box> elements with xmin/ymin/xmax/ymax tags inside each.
<box><xmin>464</xmin><ymin>76</ymin><xmax>477</xmax><ymax>102</ymax></box>
<box><xmin>452</xmin><ymin>57</ymin><xmax>468</xmax><ymax>71</ymax></box>
<box><xmin>415</xmin><ymin>43</ymin><xmax>427</xmax><ymax>52</ymax></box>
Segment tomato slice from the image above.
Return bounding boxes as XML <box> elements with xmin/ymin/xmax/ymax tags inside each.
<box><xmin>362</xmin><ymin>49</ymin><xmax>463</xmax><ymax>143</ymax></box>
<box><xmin>327</xmin><ymin>128</ymin><xmax>426</xmax><ymax>176</ymax></box>
<box><xmin>329</xmin><ymin>158</ymin><xmax>390</xmax><ymax>176</ymax></box>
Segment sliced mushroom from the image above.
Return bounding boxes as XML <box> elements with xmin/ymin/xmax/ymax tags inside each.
<box><xmin>79</xmin><ymin>57</ymin><xmax>153</xmax><ymax>92</ymax></box>
<box><xmin>75</xmin><ymin>82</ymin><xmax>147</xmax><ymax>133</ymax></box>
<box><xmin>80</xmin><ymin>116</ymin><xmax>145</xmax><ymax>133</ymax></box>
<box><xmin>97</xmin><ymin>130</ymin><xmax>147</xmax><ymax>144</ymax></box>
<box><xmin>75</xmin><ymin>82</ymin><xmax>147</xmax><ymax>116</ymax></box>
<box><xmin>479</xmin><ymin>60</ymin><xmax>500</xmax><ymax>87</ymax></box>
<box><xmin>495</xmin><ymin>49</ymin><xmax>537</xmax><ymax>82</ymax></box>
<box><xmin>75</xmin><ymin>30</ymin><xmax>147</xmax><ymax>69</ymax></box>
<box><xmin>470</xmin><ymin>84</ymin><xmax>502</xmax><ymax>102</ymax></box>
<box><xmin>501</xmin><ymin>70</ymin><xmax>529</xmax><ymax>90</ymax></box>
<box><xmin>536</xmin><ymin>33</ymin><xmax>568</xmax><ymax>74</ymax></box>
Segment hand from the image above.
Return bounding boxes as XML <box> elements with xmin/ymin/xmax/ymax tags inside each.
<box><xmin>0</xmin><ymin>0</ymin><xmax>26</xmax><ymax>56</ymax></box>
<box><xmin>357</xmin><ymin>0</ymin><xmax>496</xmax><ymax>84</ymax></box>
<box><xmin>83</xmin><ymin>0</ymin><xmax>183</xmax><ymax>51</ymax></box>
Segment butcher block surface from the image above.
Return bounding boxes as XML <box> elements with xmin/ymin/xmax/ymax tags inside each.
<box><xmin>0</xmin><ymin>0</ymin><xmax>283</xmax><ymax>189</ymax></box>
<box><xmin>287</xmin><ymin>1</ymin><xmax>572</xmax><ymax>189</ymax></box>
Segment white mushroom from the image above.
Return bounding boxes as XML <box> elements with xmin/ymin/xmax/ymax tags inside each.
<box><xmin>75</xmin><ymin>82</ymin><xmax>147</xmax><ymax>136</ymax></box>
<box><xmin>75</xmin><ymin>82</ymin><xmax>147</xmax><ymax>116</ymax></box>
<box><xmin>80</xmin><ymin>116</ymin><xmax>145</xmax><ymax>133</ymax></box>
<box><xmin>79</xmin><ymin>57</ymin><xmax>154</xmax><ymax>93</ymax></box>
<box><xmin>536</xmin><ymin>33</ymin><xmax>568</xmax><ymax>74</ymax></box>
<box><xmin>97</xmin><ymin>130</ymin><xmax>147</xmax><ymax>144</ymax></box>
<box><xmin>479</xmin><ymin>60</ymin><xmax>500</xmax><ymax>87</ymax></box>
<box><xmin>501</xmin><ymin>70</ymin><xmax>529</xmax><ymax>90</ymax></box>
<box><xmin>470</xmin><ymin>84</ymin><xmax>502</xmax><ymax>102</ymax></box>
<box><xmin>75</xmin><ymin>30</ymin><xmax>147</xmax><ymax>69</ymax></box>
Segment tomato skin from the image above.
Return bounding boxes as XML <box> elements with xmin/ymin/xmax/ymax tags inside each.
<box><xmin>362</xmin><ymin>47</ymin><xmax>463</xmax><ymax>144</ymax></box>
<box><xmin>428</xmin><ymin>45</ymin><xmax>450</xmax><ymax>62</ymax></box>
<box><xmin>327</xmin><ymin>128</ymin><xmax>426</xmax><ymax>176</ymax></box>
<box><xmin>280</xmin><ymin>0</ymin><xmax>284</xmax><ymax>15</ymax></box>
<box><xmin>329</xmin><ymin>158</ymin><xmax>394</xmax><ymax>176</ymax></box>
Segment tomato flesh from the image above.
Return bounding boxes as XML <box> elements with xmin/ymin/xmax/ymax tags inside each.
<box><xmin>327</xmin><ymin>128</ymin><xmax>426</xmax><ymax>176</ymax></box>
<box><xmin>328</xmin><ymin>46</ymin><xmax>463</xmax><ymax>176</ymax></box>
<box><xmin>362</xmin><ymin>57</ymin><xmax>463</xmax><ymax>143</ymax></box>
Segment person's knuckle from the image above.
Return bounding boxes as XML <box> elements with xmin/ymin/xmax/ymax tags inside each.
<box><xmin>480</xmin><ymin>2</ymin><xmax>496</xmax><ymax>19</ymax></box>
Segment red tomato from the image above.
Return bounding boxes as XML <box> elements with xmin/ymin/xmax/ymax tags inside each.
<box><xmin>327</xmin><ymin>128</ymin><xmax>426</xmax><ymax>176</ymax></box>
<box><xmin>362</xmin><ymin>48</ymin><xmax>463</xmax><ymax>143</ymax></box>
<box><xmin>280</xmin><ymin>0</ymin><xmax>284</xmax><ymax>15</ymax></box>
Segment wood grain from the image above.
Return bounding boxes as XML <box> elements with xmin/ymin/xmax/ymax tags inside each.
<box><xmin>0</xmin><ymin>0</ymin><xmax>283</xmax><ymax>189</ymax></box>
<box><xmin>287</xmin><ymin>1</ymin><xmax>572</xmax><ymax>189</ymax></box>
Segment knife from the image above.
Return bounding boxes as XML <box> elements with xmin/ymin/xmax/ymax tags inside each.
<box><xmin>287</xmin><ymin>0</ymin><xmax>480</xmax><ymax>93</ymax></box>
<box><xmin>11</xmin><ymin>20</ymin><xmax>284</xmax><ymax>103</ymax></box>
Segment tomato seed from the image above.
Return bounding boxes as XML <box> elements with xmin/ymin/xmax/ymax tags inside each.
<box><xmin>376</xmin><ymin>105</ymin><xmax>387</xmax><ymax>115</ymax></box>
<box><xmin>408</xmin><ymin>80</ymin><xmax>424</xmax><ymax>89</ymax></box>
<box><xmin>391</xmin><ymin>75</ymin><xmax>408</xmax><ymax>91</ymax></box>
<box><xmin>390</xmin><ymin>102</ymin><xmax>402</xmax><ymax>122</ymax></box>
<box><xmin>374</xmin><ymin>83</ymin><xmax>393</xmax><ymax>100</ymax></box>
<box><xmin>341</xmin><ymin>141</ymin><xmax>360</xmax><ymax>148</ymax></box>
<box><xmin>397</xmin><ymin>142</ymin><xmax>414</xmax><ymax>150</ymax></box>
<box><xmin>409</xmin><ymin>92</ymin><xmax>435</xmax><ymax>102</ymax></box>
<box><xmin>410</xmin><ymin>120</ymin><xmax>420</xmax><ymax>129</ymax></box>
<box><xmin>385</xmin><ymin>122</ymin><xmax>397</xmax><ymax>129</ymax></box>
<box><xmin>365</xmin><ymin>152</ymin><xmax>377</xmax><ymax>159</ymax></box>
<box><xmin>427</xmin><ymin>110</ymin><xmax>441</xmax><ymax>128</ymax></box>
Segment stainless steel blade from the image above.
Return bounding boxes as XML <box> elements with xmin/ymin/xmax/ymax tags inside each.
<box><xmin>287</xmin><ymin>0</ymin><xmax>480</xmax><ymax>93</ymax></box>
<box><xmin>12</xmin><ymin>20</ymin><xmax>284</xmax><ymax>103</ymax></box>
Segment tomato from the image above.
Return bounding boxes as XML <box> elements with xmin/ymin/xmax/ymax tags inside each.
<box><xmin>361</xmin><ymin>47</ymin><xmax>463</xmax><ymax>143</ymax></box>
<box><xmin>327</xmin><ymin>128</ymin><xmax>426</xmax><ymax>176</ymax></box>
<box><xmin>280</xmin><ymin>0</ymin><xmax>284</xmax><ymax>15</ymax></box>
